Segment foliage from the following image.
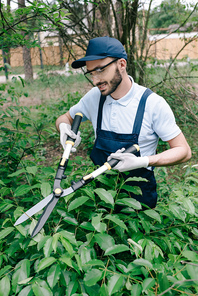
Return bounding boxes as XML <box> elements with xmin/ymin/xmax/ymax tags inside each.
<box><xmin>1</xmin><ymin>76</ymin><xmax>198</xmax><ymax>295</ymax></box>
<box><xmin>148</xmin><ymin>0</ymin><xmax>198</xmax><ymax>33</ymax></box>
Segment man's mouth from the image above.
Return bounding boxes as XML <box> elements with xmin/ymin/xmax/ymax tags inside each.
<box><xmin>97</xmin><ymin>82</ymin><xmax>107</xmax><ymax>91</ymax></box>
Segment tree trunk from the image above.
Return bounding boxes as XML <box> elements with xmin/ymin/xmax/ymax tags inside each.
<box><xmin>18</xmin><ymin>0</ymin><xmax>33</xmax><ymax>81</ymax></box>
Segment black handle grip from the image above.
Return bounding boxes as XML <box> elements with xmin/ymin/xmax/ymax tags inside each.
<box><xmin>67</xmin><ymin>113</ymin><xmax>83</xmax><ymax>142</ymax></box>
<box><xmin>107</xmin><ymin>144</ymin><xmax>139</xmax><ymax>168</ymax></box>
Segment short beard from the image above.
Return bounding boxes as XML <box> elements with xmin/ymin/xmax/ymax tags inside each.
<box><xmin>97</xmin><ymin>67</ymin><xmax>122</xmax><ymax>96</ymax></box>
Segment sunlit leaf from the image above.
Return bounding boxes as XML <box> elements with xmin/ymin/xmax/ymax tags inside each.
<box><xmin>142</xmin><ymin>278</ymin><xmax>155</xmax><ymax>292</ymax></box>
<box><xmin>95</xmin><ymin>233</ymin><xmax>115</xmax><ymax>251</ymax></box>
<box><xmin>105</xmin><ymin>244</ymin><xmax>130</xmax><ymax>256</ymax></box>
<box><xmin>37</xmin><ymin>257</ymin><xmax>56</xmax><ymax>272</ymax></box>
<box><xmin>104</xmin><ymin>214</ymin><xmax>128</xmax><ymax>230</ymax></box>
<box><xmin>144</xmin><ymin>209</ymin><xmax>161</xmax><ymax>223</ymax></box>
<box><xmin>94</xmin><ymin>188</ymin><xmax>114</xmax><ymax>205</ymax></box>
<box><xmin>107</xmin><ymin>274</ymin><xmax>124</xmax><ymax>295</ymax></box>
<box><xmin>47</xmin><ymin>264</ymin><xmax>61</xmax><ymax>289</ymax></box>
<box><xmin>116</xmin><ymin>198</ymin><xmax>142</xmax><ymax>210</ymax></box>
<box><xmin>84</xmin><ymin>268</ymin><xmax>103</xmax><ymax>286</ymax></box>
<box><xmin>41</xmin><ymin>182</ymin><xmax>51</xmax><ymax>198</ymax></box>
<box><xmin>133</xmin><ymin>258</ymin><xmax>153</xmax><ymax>269</ymax></box>
<box><xmin>0</xmin><ymin>227</ymin><xmax>14</xmax><ymax>240</ymax></box>
<box><xmin>32</xmin><ymin>280</ymin><xmax>53</xmax><ymax>296</ymax></box>
<box><xmin>0</xmin><ymin>276</ymin><xmax>10</xmax><ymax>296</ymax></box>
<box><xmin>68</xmin><ymin>196</ymin><xmax>89</xmax><ymax>211</ymax></box>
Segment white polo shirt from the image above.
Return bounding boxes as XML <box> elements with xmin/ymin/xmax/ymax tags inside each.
<box><xmin>69</xmin><ymin>76</ymin><xmax>181</xmax><ymax>157</ymax></box>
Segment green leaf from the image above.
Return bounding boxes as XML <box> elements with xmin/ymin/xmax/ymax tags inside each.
<box><xmin>37</xmin><ymin>257</ymin><xmax>56</xmax><ymax>272</ymax></box>
<box><xmin>52</xmin><ymin>233</ymin><xmax>60</xmax><ymax>253</ymax></box>
<box><xmin>12</xmin><ymin>259</ymin><xmax>30</xmax><ymax>293</ymax></box>
<box><xmin>26</xmin><ymin>166</ymin><xmax>37</xmax><ymax>176</ymax></box>
<box><xmin>0</xmin><ymin>265</ymin><xmax>12</xmax><ymax>278</ymax></box>
<box><xmin>68</xmin><ymin>196</ymin><xmax>89</xmax><ymax>211</ymax></box>
<box><xmin>94</xmin><ymin>233</ymin><xmax>115</xmax><ymax>251</ymax></box>
<box><xmin>169</xmin><ymin>204</ymin><xmax>186</xmax><ymax>221</ymax></box>
<box><xmin>158</xmin><ymin>273</ymin><xmax>171</xmax><ymax>294</ymax></box>
<box><xmin>186</xmin><ymin>264</ymin><xmax>198</xmax><ymax>280</ymax></box>
<box><xmin>144</xmin><ymin>209</ymin><xmax>161</xmax><ymax>223</ymax></box>
<box><xmin>104</xmin><ymin>214</ymin><xmax>128</xmax><ymax>230</ymax></box>
<box><xmin>0</xmin><ymin>276</ymin><xmax>10</xmax><ymax>296</ymax></box>
<box><xmin>84</xmin><ymin>268</ymin><xmax>103</xmax><ymax>286</ymax></box>
<box><xmin>142</xmin><ymin>278</ymin><xmax>155</xmax><ymax>292</ymax></box>
<box><xmin>121</xmin><ymin>184</ymin><xmax>142</xmax><ymax>195</ymax></box>
<box><xmin>133</xmin><ymin>259</ymin><xmax>153</xmax><ymax>269</ymax></box>
<box><xmin>0</xmin><ymin>227</ymin><xmax>14</xmax><ymax>240</ymax></box>
<box><xmin>8</xmin><ymin>168</ymin><xmax>26</xmax><ymax>177</ymax></box>
<box><xmin>94</xmin><ymin>188</ymin><xmax>114</xmax><ymax>205</ymax></box>
<box><xmin>100</xmin><ymin>284</ymin><xmax>109</xmax><ymax>296</ymax></box>
<box><xmin>80</xmin><ymin>222</ymin><xmax>95</xmax><ymax>231</ymax></box>
<box><xmin>59</xmin><ymin>230</ymin><xmax>77</xmax><ymax>245</ymax></box>
<box><xmin>92</xmin><ymin>214</ymin><xmax>107</xmax><ymax>233</ymax></box>
<box><xmin>44</xmin><ymin>237</ymin><xmax>53</xmax><ymax>257</ymax></box>
<box><xmin>182</xmin><ymin>250</ymin><xmax>198</xmax><ymax>261</ymax></box>
<box><xmin>47</xmin><ymin>264</ymin><xmax>61</xmax><ymax>289</ymax></box>
<box><xmin>14</xmin><ymin>184</ymin><xmax>32</xmax><ymax>196</ymax></box>
<box><xmin>61</xmin><ymin>237</ymin><xmax>74</xmax><ymax>256</ymax></box>
<box><xmin>182</xmin><ymin>198</ymin><xmax>195</xmax><ymax>214</ymax></box>
<box><xmin>15</xmin><ymin>224</ymin><xmax>27</xmax><ymax>237</ymax></box>
<box><xmin>172</xmin><ymin>228</ymin><xmax>184</xmax><ymax>239</ymax></box>
<box><xmin>107</xmin><ymin>274</ymin><xmax>124</xmax><ymax>295</ymax></box>
<box><xmin>85</xmin><ymin>259</ymin><xmax>105</xmax><ymax>267</ymax></box>
<box><xmin>18</xmin><ymin>277</ymin><xmax>33</xmax><ymax>284</ymax></box>
<box><xmin>32</xmin><ymin>280</ymin><xmax>53</xmax><ymax>296</ymax></box>
<box><xmin>105</xmin><ymin>244</ymin><xmax>130</xmax><ymax>256</ymax></box>
<box><xmin>18</xmin><ymin>286</ymin><xmax>32</xmax><ymax>296</ymax></box>
<box><xmin>130</xmin><ymin>283</ymin><xmax>142</xmax><ymax>296</ymax></box>
<box><xmin>116</xmin><ymin>198</ymin><xmax>142</xmax><ymax>210</ymax></box>
<box><xmin>63</xmin><ymin>214</ymin><xmax>78</xmax><ymax>226</ymax></box>
<box><xmin>41</xmin><ymin>182</ymin><xmax>51</xmax><ymax>198</ymax></box>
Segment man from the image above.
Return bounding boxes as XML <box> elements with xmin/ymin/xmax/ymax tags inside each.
<box><xmin>56</xmin><ymin>36</ymin><xmax>191</xmax><ymax>208</ymax></box>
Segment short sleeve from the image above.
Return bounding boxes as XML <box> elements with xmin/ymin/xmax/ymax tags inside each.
<box><xmin>150</xmin><ymin>94</ymin><xmax>181</xmax><ymax>141</ymax></box>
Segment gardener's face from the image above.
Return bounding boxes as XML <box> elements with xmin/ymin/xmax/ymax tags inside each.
<box><xmin>86</xmin><ymin>58</ymin><xmax>122</xmax><ymax>96</ymax></box>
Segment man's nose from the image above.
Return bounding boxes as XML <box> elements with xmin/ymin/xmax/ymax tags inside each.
<box><xmin>92</xmin><ymin>75</ymin><xmax>100</xmax><ymax>85</ymax></box>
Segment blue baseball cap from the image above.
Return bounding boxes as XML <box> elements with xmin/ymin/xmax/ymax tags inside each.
<box><xmin>71</xmin><ymin>36</ymin><xmax>127</xmax><ymax>69</ymax></box>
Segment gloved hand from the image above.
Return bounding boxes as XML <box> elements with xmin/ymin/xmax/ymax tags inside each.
<box><xmin>108</xmin><ymin>150</ymin><xmax>149</xmax><ymax>172</ymax></box>
<box><xmin>59</xmin><ymin>123</ymin><xmax>81</xmax><ymax>152</ymax></box>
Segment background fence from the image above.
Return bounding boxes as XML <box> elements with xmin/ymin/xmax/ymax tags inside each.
<box><xmin>0</xmin><ymin>32</ymin><xmax>198</xmax><ymax>68</ymax></box>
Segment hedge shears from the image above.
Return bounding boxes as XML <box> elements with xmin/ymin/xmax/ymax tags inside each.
<box><xmin>15</xmin><ymin>116</ymin><xmax>139</xmax><ymax>237</ymax></box>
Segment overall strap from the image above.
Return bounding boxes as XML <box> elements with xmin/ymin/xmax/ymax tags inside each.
<box><xmin>97</xmin><ymin>95</ymin><xmax>106</xmax><ymax>130</ymax></box>
<box><xmin>132</xmin><ymin>88</ymin><xmax>153</xmax><ymax>135</ymax></box>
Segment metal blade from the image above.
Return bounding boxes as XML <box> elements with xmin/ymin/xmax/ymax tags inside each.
<box><xmin>31</xmin><ymin>195</ymin><xmax>59</xmax><ymax>237</ymax></box>
<box><xmin>31</xmin><ymin>187</ymin><xmax>74</xmax><ymax>237</ymax></box>
<box><xmin>14</xmin><ymin>193</ymin><xmax>53</xmax><ymax>226</ymax></box>
<box><xmin>61</xmin><ymin>187</ymin><xmax>74</xmax><ymax>197</ymax></box>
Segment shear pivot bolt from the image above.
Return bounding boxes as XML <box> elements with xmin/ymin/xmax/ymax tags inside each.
<box><xmin>55</xmin><ymin>188</ymin><xmax>62</xmax><ymax>195</ymax></box>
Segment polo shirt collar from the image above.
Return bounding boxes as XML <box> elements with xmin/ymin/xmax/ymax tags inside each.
<box><xmin>106</xmin><ymin>76</ymin><xmax>135</xmax><ymax>106</ymax></box>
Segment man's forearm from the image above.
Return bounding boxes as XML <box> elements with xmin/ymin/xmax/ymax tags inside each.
<box><xmin>56</xmin><ymin>112</ymin><xmax>73</xmax><ymax>131</ymax></box>
<box><xmin>148</xmin><ymin>146</ymin><xmax>191</xmax><ymax>167</ymax></box>
<box><xmin>148</xmin><ymin>132</ymin><xmax>191</xmax><ymax>167</ymax></box>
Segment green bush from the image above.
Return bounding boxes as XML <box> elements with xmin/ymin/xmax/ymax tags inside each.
<box><xmin>1</xmin><ymin>76</ymin><xmax>198</xmax><ymax>296</ymax></box>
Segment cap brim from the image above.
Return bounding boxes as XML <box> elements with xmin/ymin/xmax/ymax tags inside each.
<box><xmin>71</xmin><ymin>55</ymin><xmax>107</xmax><ymax>69</ymax></box>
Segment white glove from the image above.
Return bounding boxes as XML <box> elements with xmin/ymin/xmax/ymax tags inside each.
<box><xmin>59</xmin><ymin>123</ymin><xmax>81</xmax><ymax>151</ymax></box>
<box><xmin>108</xmin><ymin>151</ymin><xmax>149</xmax><ymax>172</ymax></box>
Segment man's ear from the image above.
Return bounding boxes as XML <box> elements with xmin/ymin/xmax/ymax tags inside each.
<box><xmin>118</xmin><ymin>58</ymin><xmax>127</xmax><ymax>72</ymax></box>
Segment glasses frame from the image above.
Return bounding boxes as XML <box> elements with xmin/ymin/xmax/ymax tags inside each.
<box><xmin>84</xmin><ymin>58</ymin><xmax>119</xmax><ymax>81</ymax></box>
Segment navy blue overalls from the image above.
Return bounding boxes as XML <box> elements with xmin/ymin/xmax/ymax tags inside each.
<box><xmin>90</xmin><ymin>88</ymin><xmax>157</xmax><ymax>208</ymax></box>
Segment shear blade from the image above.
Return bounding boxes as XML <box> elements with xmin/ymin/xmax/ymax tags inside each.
<box><xmin>14</xmin><ymin>193</ymin><xmax>53</xmax><ymax>226</ymax></box>
<box><xmin>31</xmin><ymin>187</ymin><xmax>74</xmax><ymax>237</ymax></box>
<box><xmin>31</xmin><ymin>195</ymin><xmax>59</xmax><ymax>237</ymax></box>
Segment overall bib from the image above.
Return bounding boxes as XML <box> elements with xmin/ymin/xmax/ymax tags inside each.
<box><xmin>90</xmin><ymin>89</ymin><xmax>157</xmax><ymax>208</ymax></box>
